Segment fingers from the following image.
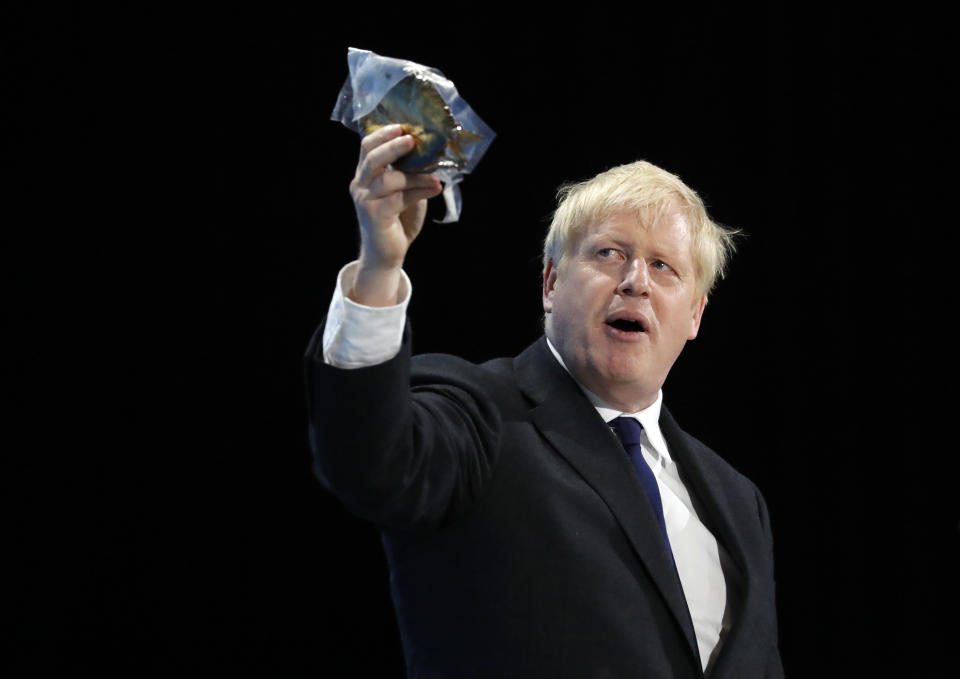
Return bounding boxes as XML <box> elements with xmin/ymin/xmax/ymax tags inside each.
<box><xmin>402</xmin><ymin>185</ymin><xmax>444</xmax><ymax>204</ymax></box>
<box><xmin>370</xmin><ymin>186</ymin><xmax>435</xmax><ymax>219</ymax></box>
<box><xmin>348</xmin><ymin>126</ymin><xmax>442</xmax><ymax>268</ymax></box>
<box><xmin>359</xmin><ymin>123</ymin><xmax>405</xmax><ymax>156</ymax></box>
<box><xmin>366</xmin><ymin>169</ymin><xmax>441</xmax><ymax>200</ymax></box>
<box><xmin>351</xmin><ymin>150</ymin><xmax>442</xmax><ymax>214</ymax></box>
<box><xmin>356</xmin><ymin>179</ymin><xmax>442</xmax><ymax>224</ymax></box>
<box><xmin>355</xmin><ymin>124</ymin><xmax>444</xmax><ymax>202</ymax></box>
<box><xmin>356</xmin><ymin>125</ymin><xmax>415</xmax><ymax>185</ymax></box>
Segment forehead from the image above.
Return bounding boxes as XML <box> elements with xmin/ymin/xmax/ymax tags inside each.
<box><xmin>576</xmin><ymin>208</ymin><xmax>694</xmax><ymax>253</ymax></box>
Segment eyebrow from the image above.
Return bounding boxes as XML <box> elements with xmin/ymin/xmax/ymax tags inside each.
<box><xmin>584</xmin><ymin>232</ymin><xmax>630</xmax><ymax>248</ymax></box>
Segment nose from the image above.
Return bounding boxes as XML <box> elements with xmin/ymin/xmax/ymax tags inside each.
<box><xmin>617</xmin><ymin>258</ymin><xmax>649</xmax><ymax>297</ymax></box>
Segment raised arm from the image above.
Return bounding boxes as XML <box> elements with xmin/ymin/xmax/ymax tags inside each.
<box><xmin>348</xmin><ymin>124</ymin><xmax>443</xmax><ymax>307</ymax></box>
<box><xmin>307</xmin><ymin>126</ymin><xmax>499</xmax><ymax>527</ymax></box>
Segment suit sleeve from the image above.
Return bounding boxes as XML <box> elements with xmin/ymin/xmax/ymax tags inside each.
<box><xmin>304</xmin><ymin>321</ymin><xmax>502</xmax><ymax>529</ymax></box>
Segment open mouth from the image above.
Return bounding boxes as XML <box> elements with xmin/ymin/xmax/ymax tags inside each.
<box><xmin>606</xmin><ymin>318</ymin><xmax>646</xmax><ymax>333</ymax></box>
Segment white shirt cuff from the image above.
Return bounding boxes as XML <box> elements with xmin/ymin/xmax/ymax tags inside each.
<box><xmin>321</xmin><ymin>261</ymin><xmax>411</xmax><ymax>369</ymax></box>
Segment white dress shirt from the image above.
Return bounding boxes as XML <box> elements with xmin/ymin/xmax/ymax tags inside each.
<box><xmin>321</xmin><ymin>260</ymin><xmax>734</xmax><ymax>671</ymax></box>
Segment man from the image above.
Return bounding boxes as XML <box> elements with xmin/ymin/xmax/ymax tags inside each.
<box><xmin>305</xmin><ymin>125</ymin><xmax>784</xmax><ymax>677</ymax></box>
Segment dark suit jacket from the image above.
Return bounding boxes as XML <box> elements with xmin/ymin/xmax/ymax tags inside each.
<box><xmin>305</xmin><ymin>326</ymin><xmax>784</xmax><ymax>678</ymax></box>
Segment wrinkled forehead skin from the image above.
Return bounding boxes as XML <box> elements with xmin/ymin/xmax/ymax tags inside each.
<box><xmin>557</xmin><ymin>202</ymin><xmax>698</xmax><ymax>275</ymax></box>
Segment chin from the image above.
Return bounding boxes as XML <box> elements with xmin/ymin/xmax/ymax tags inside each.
<box><xmin>596</xmin><ymin>357</ymin><xmax>649</xmax><ymax>387</ymax></box>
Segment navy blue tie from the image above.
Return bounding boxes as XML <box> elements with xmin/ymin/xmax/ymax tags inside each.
<box><xmin>610</xmin><ymin>417</ymin><xmax>699</xmax><ymax>654</ymax></box>
<box><xmin>609</xmin><ymin>417</ymin><xmax>672</xmax><ymax>551</ymax></box>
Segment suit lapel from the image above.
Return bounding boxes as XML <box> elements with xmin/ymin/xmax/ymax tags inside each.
<box><xmin>659</xmin><ymin>407</ymin><xmax>752</xmax><ymax>582</ymax></box>
<box><xmin>514</xmin><ymin>339</ymin><xmax>700</xmax><ymax>662</ymax></box>
<box><xmin>659</xmin><ymin>407</ymin><xmax>766</xmax><ymax>677</ymax></box>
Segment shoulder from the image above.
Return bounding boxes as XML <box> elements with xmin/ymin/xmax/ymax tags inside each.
<box><xmin>410</xmin><ymin>351</ymin><xmax>526</xmax><ymax>414</ymax></box>
<box><xmin>409</xmin><ymin>335</ymin><xmax>563</xmax><ymax>423</ymax></box>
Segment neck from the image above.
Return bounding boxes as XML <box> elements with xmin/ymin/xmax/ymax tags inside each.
<box><xmin>586</xmin><ymin>384</ymin><xmax>658</xmax><ymax>414</ymax></box>
<box><xmin>544</xmin><ymin>337</ymin><xmax>661</xmax><ymax>414</ymax></box>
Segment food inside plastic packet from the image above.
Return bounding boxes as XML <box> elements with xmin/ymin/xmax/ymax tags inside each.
<box><xmin>331</xmin><ymin>47</ymin><xmax>495</xmax><ymax>223</ymax></box>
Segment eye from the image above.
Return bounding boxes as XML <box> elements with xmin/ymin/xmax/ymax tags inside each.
<box><xmin>597</xmin><ymin>248</ymin><xmax>625</xmax><ymax>261</ymax></box>
<box><xmin>651</xmin><ymin>259</ymin><xmax>674</xmax><ymax>273</ymax></box>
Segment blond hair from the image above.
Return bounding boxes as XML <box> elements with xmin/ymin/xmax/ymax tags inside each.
<box><xmin>543</xmin><ymin>161</ymin><xmax>739</xmax><ymax>298</ymax></box>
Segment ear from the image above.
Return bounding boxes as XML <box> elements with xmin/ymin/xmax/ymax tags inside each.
<box><xmin>542</xmin><ymin>258</ymin><xmax>559</xmax><ymax>314</ymax></box>
<box><xmin>687</xmin><ymin>294</ymin><xmax>707</xmax><ymax>340</ymax></box>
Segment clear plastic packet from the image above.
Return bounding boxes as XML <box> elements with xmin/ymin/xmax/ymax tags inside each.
<box><xmin>331</xmin><ymin>47</ymin><xmax>495</xmax><ymax>223</ymax></box>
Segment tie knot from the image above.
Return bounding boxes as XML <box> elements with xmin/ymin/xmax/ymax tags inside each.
<box><xmin>610</xmin><ymin>416</ymin><xmax>643</xmax><ymax>447</ymax></box>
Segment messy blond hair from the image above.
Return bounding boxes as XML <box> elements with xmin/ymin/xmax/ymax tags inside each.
<box><xmin>542</xmin><ymin>161</ymin><xmax>739</xmax><ymax>298</ymax></box>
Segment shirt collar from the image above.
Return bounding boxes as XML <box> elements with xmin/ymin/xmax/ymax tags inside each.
<box><xmin>545</xmin><ymin>337</ymin><xmax>672</xmax><ymax>463</ymax></box>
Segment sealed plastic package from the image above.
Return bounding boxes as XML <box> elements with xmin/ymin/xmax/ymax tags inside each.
<box><xmin>332</xmin><ymin>47</ymin><xmax>495</xmax><ymax>223</ymax></box>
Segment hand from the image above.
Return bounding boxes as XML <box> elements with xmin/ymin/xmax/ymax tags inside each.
<box><xmin>348</xmin><ymin>125</ymin><xmax>443</xmax><ymax>306</ymax></box>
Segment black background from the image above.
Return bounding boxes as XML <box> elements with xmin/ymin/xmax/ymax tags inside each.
<box><xmin>6</xmin><ymin>3</ymin><xmax>956</xmax><ymax>677</ymax></box>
